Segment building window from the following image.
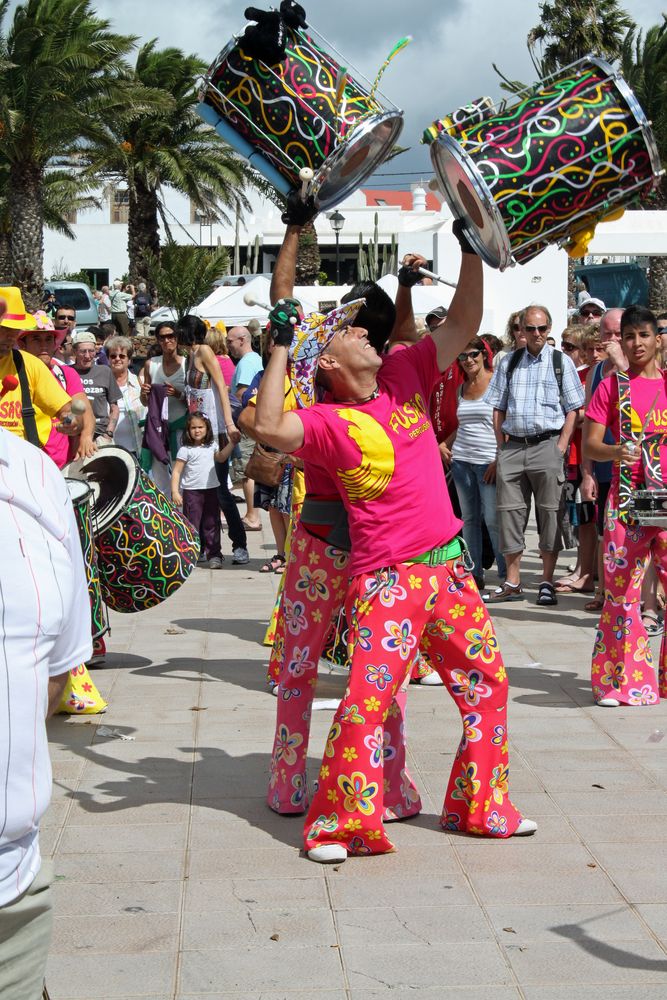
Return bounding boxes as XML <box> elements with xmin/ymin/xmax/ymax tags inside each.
<box><xmin>111</xmin><ymin>189</ymin><xmax>129</xmax><ymax>224</ymax></box>
<box><xmin>190</xmin><ymin>200</ymin><xmax>215</xmax><ymax>226</ymax></box>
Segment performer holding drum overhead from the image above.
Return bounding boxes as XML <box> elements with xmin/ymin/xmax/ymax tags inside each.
<box><xmin>584</xmin><ymin>307</ymin><xmax>667</xmax><ymax>708</ymax></box>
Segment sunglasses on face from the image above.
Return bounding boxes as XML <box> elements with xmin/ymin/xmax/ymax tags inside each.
<box><xmin>458</xmin><ymin>350</ymin><xmax>482</xmax><ymax>361</ymax></box>
<box><xmin>561</xmin><ymin>342</ymin><xmax>577</xmax><ymax>351</ymax></box>
<box><xmin>658</xmin><ymin>326</ymin><xmax>667</xmax><ymax>335</ymax></box>
<box><xmin>512</xmin><ymin>323</ymin><xmax>520</xmax><ymax>332</ymax></box>
<box><xmin>524</xmin><ymin>324</ymin><xmax>549</xmax><ymax>334</ymax></box>
<box><xmin>157</xmin><ymin>333</ymin><xmax>176</xmax><ymax>341</ymax></box>
<box><xmin>580</xmin><ymin>309</ymin><xmax>602</xmax><ymax>318</ymax></box>
<box><xmin>108</xmin><ymin>352</ymin><xmax>128</xmax><ymax>359</ymax></box>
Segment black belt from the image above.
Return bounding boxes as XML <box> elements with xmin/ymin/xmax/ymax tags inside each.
<box><xmin>507</xmin><ymin>429</ymin><xmax>561</xmax><ymax>446</ymax></box>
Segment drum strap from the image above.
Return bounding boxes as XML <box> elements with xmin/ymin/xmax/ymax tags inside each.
<box><xmin>616</xmin><ymin>371</ymin><xmax>664</xmax><ymax>523</ymax></box>
<box><xmin>12</xmin><ymin>349</ymin><xmax>41</xmax><ymax>449</ymax></box>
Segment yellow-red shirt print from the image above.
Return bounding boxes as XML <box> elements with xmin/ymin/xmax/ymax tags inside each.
<box><xmin>335</xmin><ymin>408</ymin><xmax>395</xmax><ymax>503</ymax></box>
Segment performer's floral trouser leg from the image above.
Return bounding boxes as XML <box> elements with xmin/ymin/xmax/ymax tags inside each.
<box><xmin>267</xmin><ymin>521</ymin><xmax>421</xmax><ymax>819</ymax></box>
<box><xmin>304</xmin><ymin>557</ymin><xmax>524</xmax><ymax>856</ymax></box>
<box><xmin>592</xmin><ymin>499</ymin><xmax>667</xmax><ymax>705</ymax></box>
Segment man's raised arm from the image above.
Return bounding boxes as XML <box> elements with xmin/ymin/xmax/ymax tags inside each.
<box><xmin>428</xmin><ymin>222</ymin><xmax>483</xmax><ymax>372</ymax></box>
<box><xmin>270</xmin><ymin>191</ymin><xmax>318</xmax><ymax>305</ymax></box>
<box><xmin>254</xmin><ymin>302</ymin><xmax>305</xmax><ymax>454</ymax></box>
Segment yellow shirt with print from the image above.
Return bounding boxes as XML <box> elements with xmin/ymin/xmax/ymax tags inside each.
<box><xmin>247</xmin><ymin>374</ymin><xmax>305</xmax><ymax>506</ymax></box>
<box><xmin>0</xmin><ymin>350</ymin><xmax>71</xmax><ymax>445</ymax></box>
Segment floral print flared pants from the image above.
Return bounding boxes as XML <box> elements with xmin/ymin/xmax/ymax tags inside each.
<box><xmin>304</xmin><ymin>556</ymin><xmax>524</xmax><ymax>856</ymax></box>
<box><xmin>592</xmin><ymin>499</ymin><xmax>667</xmax><ymax>705</ymax></box>
<box><xmin>267</xmin><ymin>521</ymin><xmax>421</xmax><ymax>819</ymax></box>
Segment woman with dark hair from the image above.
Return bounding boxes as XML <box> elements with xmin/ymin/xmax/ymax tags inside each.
<box><xmin>140</xmin><ymin>322</ymin><xmax>187</xmax><ymax>492</ymax></box>
<box><xmin>450</xmin><ymin>336</ymin><xmax>506</xmax><ymax>596</ymax></box>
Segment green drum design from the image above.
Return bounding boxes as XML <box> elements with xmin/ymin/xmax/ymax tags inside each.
<box><xmin>198</xmin><ymin>23</ymin><xmax>403</xmax><ymax>209</ymax></box>
<box><xmin>65</xmin><ymin>478</ymin><xmax>109</xmax><ymax>639</ymax></box>
<box><xmin>425</xmin><ymin>57</ymin><xmax>662</xmax><ymax>269</ymax></box>
<box><xmin>69</xmin><ymin>448</ymin><xmax>200</xmax><ymax>613</ymax></box>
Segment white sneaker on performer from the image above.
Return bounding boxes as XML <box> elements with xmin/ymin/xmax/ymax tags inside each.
<box><xmin>598</xmin><ymin>697</ymin><xmax>621</xmax><ymax>707</ymax></box>
<box><xmin>513</xmin><ymin>818</ymin><xmax>538</xmax><ymax>836</ymax></box>
<box><xmin>307</xmin><ymin>844</ymin><xmax>347</xmax><ymax>864</ymax></box>
<box><xmin>416</xmin><ymin>671</ymin><xmax>444</xmax><ymax>686</ymax></box>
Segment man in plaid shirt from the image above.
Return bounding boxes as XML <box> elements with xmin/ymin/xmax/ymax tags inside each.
<box><xmin>485</xmin><ymin>305</ymin><xmax>584</xmax><ymax>607</ymax></box>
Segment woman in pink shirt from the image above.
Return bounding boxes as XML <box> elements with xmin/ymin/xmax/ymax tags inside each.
<box><xmin>205</xmin><ymin>324</ymin><xmax>235</xmax><ymax>386</ymax></box>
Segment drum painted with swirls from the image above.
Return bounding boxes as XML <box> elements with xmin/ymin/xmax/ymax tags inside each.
<box><xmin>197</xmin><ymin>26</ymin><xmax>403</xmax><ymax>209</ymax></box>
<box><xmin>425</xmin><ymin>57</ymin><xmax>661</xmax><ymax>269</ymax></box>
<box><xmin>66</xmin><ymin>448</ymin><xmax>200</xmax><ymax>613</ymax></box>
<box><xmin>65</xmin><ymin>478</ymin><xmax>109</xmax><ymax>639</ymax></box>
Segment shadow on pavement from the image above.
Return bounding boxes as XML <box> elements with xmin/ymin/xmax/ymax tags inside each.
<box><xmin>63</xmin><ymin>740</ymin><xmax>303</xmax><ymax>851</ymax></box>
<box><xmin>506</xmin><ymin>664</ymin><xmax>592</xmax><ymax>708</ymax></box>
<box><xmin>551</xmin><ymin>921</ymin><xmax>667</xmax><ymax>972</ymax></box>
<box><xmin>172</xmin><ymin>617</ymin><xmax>269</xmax><ymax>643</ymax></box>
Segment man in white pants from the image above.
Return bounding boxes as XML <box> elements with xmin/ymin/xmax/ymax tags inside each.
<box><xmin>0</xmin><ymin>427</ymin><xmax>92</xmax><ymax>999</ymax></box>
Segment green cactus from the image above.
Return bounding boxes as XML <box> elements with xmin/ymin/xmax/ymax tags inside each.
<box><xmin>356</xmin><ymin>223</ymin><xmax>398</xmax><ymax>281</ymax></box>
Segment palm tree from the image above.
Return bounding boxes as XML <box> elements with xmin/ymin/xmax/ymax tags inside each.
<box><xmin>527</xmin><ymin>0</ymin><xmax>633</xmax><ymax>76</ymax></box>
<box><xmin>84</xmin><ymin>42</ymin><xmax>251</xmax><ymax>284</ymax></box>
<box><xmin>0</xmin><ymin>0</ymin><xmax>136</xmax><ymax>306</ymax></box>
<box><xmin>144</xmin><ymin>243</ymin><xmax>230</xmax><ymax>321</ymax></box>
<box><xmin>0</xmin><ymin>162</ymin><xmax>100</xmax><ymax>283</ymax></box>
<box><xmin>620</xmin><ymin>16</ymin><xmax>667</xmax><ymax>309</ymax></box>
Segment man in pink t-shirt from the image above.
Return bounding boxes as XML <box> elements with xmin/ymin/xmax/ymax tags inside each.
<box><xmin>255</xmin><ymin>223</ymin><xmax>535</xmax><ymax>864</ymax></box>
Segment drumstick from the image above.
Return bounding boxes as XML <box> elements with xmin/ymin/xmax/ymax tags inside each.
<box><xmin>60</xmin><ymin>398</ymin><xmax>88</xmax><ymax>426</ymax></box>
<box><xmin>242</xmin><ymin>291</ymin><xmax>298</xmax><ymax>324</ymax></box>
<box><xmin>0</xmin><ymin>374</ymin><xmax>18</xmax><ymax>398</ymax></box>
<box><xmin>298</xmin><ymin>167</ymin><xmax>314</xmax><ymax>199</ymax></box>
<box><xmin>417</xmin><ymin>267</ymin><xmax>458</xmax><ymax>289</ymax></box>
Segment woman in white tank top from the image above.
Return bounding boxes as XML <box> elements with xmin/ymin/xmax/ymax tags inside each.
<box><xmin>449</xmin><ymin>337</ymin><xmax>506</xmax><ymax>596</ymax></box>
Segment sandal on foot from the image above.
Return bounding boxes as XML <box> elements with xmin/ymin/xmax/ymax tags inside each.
<box><xmin>584</xmin><ymin>593</ymin><xmax>604</xmax><ymax>612</ymax></box>
<box><xmin>259</xmin><ymin>554</ymin><xmax>284</xmax><ymax>573</ymax></box>
<box><xmin>642</xmin><ymin>610</ymin><xmax>663</xmax><ymax>637</ymax></box>
<box><xmin>242</xmin><ymin>517</ymin><xmax>262</xmax><ymax>531</ymax></box>
<box><xmin>536</xmin><ymin>582</ymin><xmax>558</xmax><ymax>606</ymax></box>
<box><xmin>486</xmin><ymin>582</ymin><xmax>524</xmax><ymax>603</ymax></box>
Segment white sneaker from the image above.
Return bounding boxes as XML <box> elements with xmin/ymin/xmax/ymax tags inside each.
<box><xmin>232</xmin><ymin>547</ymin><xmax>250</xmax><ymax>565</ymax></box>
<box><xmin>513</xmin><ymin>818</ymin><xmax>538</xmax><ymax>836</ymax></box>
<box><xmin>208</xmin><ymin>556</ymin><xmax>223</xmax><ymax>570</ymax></box>
<box><xmin>307</xmin><ymin>843</ymin><xmax>347</xmax><ymax>864</ymax></box>
<box><xmin>416</xmin><ymin>671</ymin><xmax>444</xmax><ymax>686</ymax></box>
<box><xmin>598</xmin><ymin>697</ymin><xmax>621</xmax><ymax>707</ymax></box>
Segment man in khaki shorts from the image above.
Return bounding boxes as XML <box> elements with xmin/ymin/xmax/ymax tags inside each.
<box><xmin>485</xmin><ymin>305</ymin><xmax>585</xmax><ymax>607</ymax></box>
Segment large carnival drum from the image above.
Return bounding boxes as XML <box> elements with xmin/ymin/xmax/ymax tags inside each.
<box><xmin>66</xmin><ymin>447</ymin><xmax>200</xmax><ymax>613</ymax></box>
<box><xmin>424</xmin><ymin>57</ymin><xmax>662</xmax><ymax>269</ymax></box>
<box><xmin>198</xmin><ymin>19</ymin><xmax>403</xmax><ymax>208</ymax></box>
<box><xmin>65</xmin><ymin>478</ymin><xmax>109</xmax><ymax>639</ymax></box>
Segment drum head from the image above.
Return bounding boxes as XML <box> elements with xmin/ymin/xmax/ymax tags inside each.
<box><xmin>430</xmin><ymin>133</ymin><xmax>513</xmax><ymax>270</ymax></box>
<box><xmin>64</xmin><ymin>447</ymin><xmax>139</xmax><ymax>534</ymax></box>
<box><xmin>65</xmin><ymin>478</ymin><xmax>93</xmax><ymax>507</ymax></box>
<box><xmin>314</xmin><ymin>112</ymin><xmax>404</xmax><ymax>210</ymax></box>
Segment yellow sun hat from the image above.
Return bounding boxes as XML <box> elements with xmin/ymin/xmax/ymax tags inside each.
<box><xmin>0</xmin><ymin>287</ymin><xmax>37</xmax><ymax>331</ymax></box>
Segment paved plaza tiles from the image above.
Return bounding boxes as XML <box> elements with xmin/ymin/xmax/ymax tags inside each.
<box><xmin>44</xmin><ymin>521</ymin><xmax>667</xmax><ymax>999</ymax></box>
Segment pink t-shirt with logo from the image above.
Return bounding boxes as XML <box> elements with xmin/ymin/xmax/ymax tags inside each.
<box><xmin>586</xmin><ymin>371</ymin><xmax>667</xmax><ymax>487</ymax></box>
<box><xmin>295</xmin><ymin>337</ymin><xmax>461</xmax><ymax>576</ymax></box>
<box><xmin>44</xmin><ymin>364</ymin><xmax>85</xmax><ymax>469</ymax></box>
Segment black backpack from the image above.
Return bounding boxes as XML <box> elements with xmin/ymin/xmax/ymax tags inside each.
<box><xmin>506</xmin><ymin>347</ymin><xmax>564</xmax><ymax>409</ymax></box>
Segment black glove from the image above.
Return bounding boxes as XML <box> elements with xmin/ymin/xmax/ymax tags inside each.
<box><xmin>397</xmin><ymin>264</ymin><xmax>423</xmax><ymax>288</ymax></box>
<box><xmin>268</xmin><ymin>298</ymin><xmax>301</xmax><ymax>346</ymax></box>
<box><xmin>280</xmin><ymin>0</ymin><xmax>307</xmax><ymax>28</ymax></box>
<box><xmin>280</xmin><ymin>188</ymin><xmax>318</xmax><ymax>227</ymax></box>
<box><xmin>452</xmin><ymin>217</ymin><xmax>477</xmax><ymax>255</ymax></box>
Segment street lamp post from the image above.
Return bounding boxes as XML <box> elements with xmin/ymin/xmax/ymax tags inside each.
<box><xmin>329</xmin><ymin>211</ymin><xmax>345</xmax><ymax>284</ymax></box>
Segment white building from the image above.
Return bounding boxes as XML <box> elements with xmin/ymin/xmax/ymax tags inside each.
<box><xmin>47</xmin><ymin>180</ymin><xmax>664</xmax><ymax>338</ymax></box>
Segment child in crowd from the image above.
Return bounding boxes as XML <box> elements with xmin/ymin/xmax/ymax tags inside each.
<box><xmin>171</xmin><ymin>412</ymin><xmax>233</xmax><ymax>569</ymax></box>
